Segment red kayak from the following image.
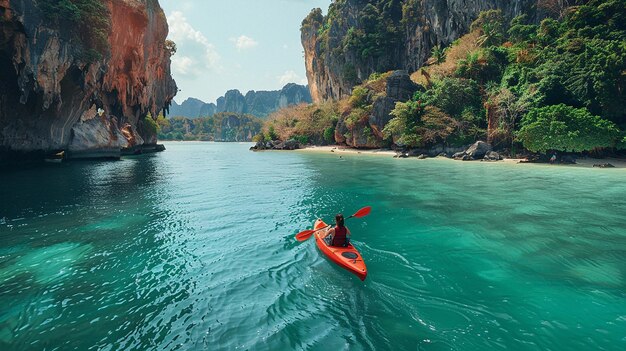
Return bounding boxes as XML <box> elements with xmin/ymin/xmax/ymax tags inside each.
<box><xmin>314</xmin><ymin>219</ymin><xmax>367</xmax><ymax>281</ymax></box>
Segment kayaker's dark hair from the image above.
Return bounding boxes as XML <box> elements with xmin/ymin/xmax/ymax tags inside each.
<box><xmin>335</xmin><ymin>214</ymin><xmax>345</xmax><ymax>227</ymax></box>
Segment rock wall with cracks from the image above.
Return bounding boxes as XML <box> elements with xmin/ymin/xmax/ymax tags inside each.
<box><xmin>0</xmin><ymin>0</ymin><xmax>177</xmax><ymax>159</ymax></box>
<box><xmin>301</xmin><ymin>0</ymin><xmax>536</xmax><ymax>103</ymax></box>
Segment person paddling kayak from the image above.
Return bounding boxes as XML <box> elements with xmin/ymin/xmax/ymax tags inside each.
<box><xmin>295</xmin><ymin>206</ymin><xmax>371</xmax><ymax>281</ymax></box>
<box><xmin>326</xmin><ymin>214</ymin><xmax>351</xmax><ymax>247</ymax></box>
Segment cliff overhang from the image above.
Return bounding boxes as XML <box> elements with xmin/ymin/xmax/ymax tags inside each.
<box><xmin>0</xmin><ymin>0</ymin><xmax>177</xmax><ymax>162</ymax></box>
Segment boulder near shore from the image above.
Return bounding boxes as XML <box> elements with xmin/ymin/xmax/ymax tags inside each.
<box><xmin>250</xmin><ymin>140</ymin><xmax>301</xmax><ymax>151</ymax></box>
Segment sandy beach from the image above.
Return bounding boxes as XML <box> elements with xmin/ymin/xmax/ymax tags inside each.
<box><xmin>298</xmin><ymin>145</ymin><xmax>626</xmax><ymax>169</ymax></box>
<box><xmin>298</xmin><ymin>145</ymin><xmax>397</xmax><ymax>156</ymax></box>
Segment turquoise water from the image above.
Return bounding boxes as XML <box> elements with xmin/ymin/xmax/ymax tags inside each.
<box><xmin>1</xmin><ymin>142</ymin><xmax>625</xmax><ymax>350</ymax></box>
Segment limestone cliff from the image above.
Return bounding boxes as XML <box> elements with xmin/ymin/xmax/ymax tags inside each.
<box><xmin>169</xmin><ymin>98</ymin><xmax>210</xmax><ymax>119</ymax></box>
<box><xmin>0</xmin><ymin>0</ymin><xmax>176</xmax><ymax>160</ymax></box>
<box><xmin>168</xmin><ymin>84</ymin><xmax>312</xmax><ymax>119</ymax></box>
<box><xmin>245</xmin><ymin>83</ymin><xmax>313</xmax><ymax>117</ymax></box>
<box><xmin>302</xmin><ymin>0</ymin><xmax>535</xmax><ymax>102</ymax></box>
<box><xmin>217</xmin><ymin>90</ymin><xmax>246</xmax><ymax>114</ymax></box>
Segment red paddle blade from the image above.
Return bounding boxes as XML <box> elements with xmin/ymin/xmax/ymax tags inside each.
<box><xmin>351</xmin><ymin>206</ymin><xmax>371</xmax><ymax>218</ymax></box>
<box><xmin>295</xmin><ymin>229</ymin><xmax>315</xmax><ymax>241</ymax></box>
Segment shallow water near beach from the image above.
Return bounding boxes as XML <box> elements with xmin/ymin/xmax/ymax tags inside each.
<box><xmin>1</xmin><ymin>142</ymin><xmax>625</xmax><ymax>350</ymax></box>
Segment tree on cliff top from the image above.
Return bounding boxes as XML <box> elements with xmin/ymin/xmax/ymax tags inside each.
<box><xmin>301</xmin><ymin>8</ymin><xmax>324</xmax><ymax>33</ymax></box>
<box><xmin>470</xmin><ymin>10</ymin><xmax>506</xmax><ymax>48</ymax></box>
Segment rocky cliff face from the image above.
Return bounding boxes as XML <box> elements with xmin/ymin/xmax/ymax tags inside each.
<box><xmin>336</xmin><ymin>70</ymin><xmax>423</xmax><ymax>148</ymax></box>
<box><xmin>217</xmin><ymin>90</ymin><xmax>246</xmax><ymax>114</ymax></box>
<box><xmin>244</xmin><ymin>90</ymin><xmax>279</xmax><ymax>117</ymax></box>
<box><xmin>168</xmin><ymin>84</ymin><xmax>312</xmax><ymax>119</ymax></box>
<box><xmin>301</xmin><ymin>0</ymin><xmax>535</xmax><ymax>102</ymax></box>
<box><xmin>0</xmin><ymin>0</ymin><xmax>176</xmax><ymax>160</ymax></box>
<box><xmin>199</xmin><ymin>102</ymin><xmax>217</xmax><ymax>117</ymax></box>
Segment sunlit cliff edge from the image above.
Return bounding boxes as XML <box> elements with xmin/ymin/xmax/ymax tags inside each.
<box><xmin>0</xmin><ymin>0</ymin><xmax>177</xmax><ymax>161</ymax></box>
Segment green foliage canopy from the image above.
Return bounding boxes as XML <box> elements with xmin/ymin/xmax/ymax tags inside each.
<box><xmin>159</xmin><ymin>113</ymin><xmax>263</xmax><ymax>142</ymax></box>
<box><xmin>296</xmin><ymin>1</ymin><xmax>626</xmax><ymax>154</ymax></box>
<box><xmin>471</xmin><ymin>10</ymin><xmax>505</xmax><ymax>47</ymax></box>
<box><xmin>424</xmin><ymin>78</ymin><xmax>483</xmax><ymax>120</ymax></box>
<box><xmin>37</xmin><ymin>0</ymin><xmax>112</xmax><ymax>61</ymax></box>
<box><xmin>384</xmin><ymin>93</ymin><xmax>460</xmax><ymax>148</ymax></box>
<box><xmin>142</xmin><ymin>113</ymin><xmax>158</xmax><ymax>136</ymax></box>
<box><xmin>502</xmin><ymin>0</ymin><xmax>626</xmax><ymax>124</ymax></box>
<box><xmin>517</xmin><ymin>104</ymin><xmax>619</xmax><ymax>153</ymax></box>
<box><xmin>383</xmin><ymin>99</ymin><xmax>424</xmax><ymax>147</ymax></box>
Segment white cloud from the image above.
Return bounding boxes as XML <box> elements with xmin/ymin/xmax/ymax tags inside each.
<box><xmin>167</xmin><ymin>11</ymin><xmax>221</xmax><ymax>72</ymax></box>
<box><xmin>278</xmin><ymin>70</ymin><xmax>308</xmax><ymax>86</ymax></box>
<box><xmin>231</xmin><ymin>35</ymin><xmax>259</xmax><ymax>51</ymax></box>
<box><xmin>171</xmin><ymin>56</ymin><xmax>194</xmax><ymax>76</ymax></box>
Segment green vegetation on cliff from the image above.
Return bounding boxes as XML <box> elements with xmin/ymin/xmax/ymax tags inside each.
<box><xmin>37</xmin><ymin>0</ymin><xmax>111</xmax><ymax>61</ymax></box>
<box><xmin>406</xmin><ymin>0</ymin><xmax>625</xmax><ymax>152</ymax></box>
<box><xmin>303</xmin><ymin>0</ymin><xmax>404</xmax><ymax>79</ymax></box>
<box><xmin>286</xmin><ymin>0</ymin><xmax>626</xmax><ymax>155</ymax></box>
<box><xmin>383</xmin><ymin>94</ymin><xmax>460</xmax><ymax>148</ymax></box>
<box><xmin>517</xmin><ymin>104</ymin><xmax>619</xmax><ymax>153</ymax></box>
<box><xmin>260</xmin><ymin>103</ymin><xmax>339</xmax><ymax>145</ymax></box>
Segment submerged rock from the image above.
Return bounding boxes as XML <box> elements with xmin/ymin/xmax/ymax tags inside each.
<box><xmin>593</xmin><ymin>163</ymin><xmax>615</xmax><ymax>168</ymax></box>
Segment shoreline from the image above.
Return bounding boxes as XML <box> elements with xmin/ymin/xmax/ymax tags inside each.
<box><xmin>297</xmin><ymin>145</ymin><xmax>626</xmax><ymax>169</ymax></box>
<box><xmin>297</xmin><ymin>145</ymin><xmax>397</xmax><ymax>157</ymax></box>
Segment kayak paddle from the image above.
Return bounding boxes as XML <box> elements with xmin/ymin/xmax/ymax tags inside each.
<box><xmin>295</xmin><ymin>226</ymin><xmax>329</xmax><ymax>242</ymax></box>
<box><xmin>348</xmin><ymin>206</ymin><xmax>371</xmax><ymax>219</ymax></box>
<box><xmin>295</xmin><ymin>206</ymin><xmax>371</xmax><ymax>242</ymax></box>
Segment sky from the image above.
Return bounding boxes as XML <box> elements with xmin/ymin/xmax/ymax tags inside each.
<box><xmin>160</xmin><ymin>0</ymin><xmax>331</xmax><ymax>104</ymax></box>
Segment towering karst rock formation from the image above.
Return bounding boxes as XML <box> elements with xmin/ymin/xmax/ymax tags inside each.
<box><xmin>169</xmin><ymin>83</ymin><xmax>312</xmax><ymax>119</ymax></box>
<box><xmin>301</xmin><ymin>0</ymin><xmax>536</xmax><ymax>102</ymax></box>
<box><xmin>0</xmin><ymin>0</ymin><xmax>177</xmax><ymax>160</ymax></box>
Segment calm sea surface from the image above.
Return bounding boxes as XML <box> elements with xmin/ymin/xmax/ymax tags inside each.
<box><xmin>1</xmin><ymin>142</ymin><xmax>625</xmax><ymax>350</ymax></box>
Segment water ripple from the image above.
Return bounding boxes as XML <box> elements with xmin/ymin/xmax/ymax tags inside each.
<box><xmin>1</xmin><ymin>143</ymin><xmax>626</xmax><ymax>350</ymax></box>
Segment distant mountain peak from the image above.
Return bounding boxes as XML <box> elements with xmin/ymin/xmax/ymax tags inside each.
<box><xmin>168</xmin><ymin>83</ymin><xmax>312</xmax><ymax>119</ymax></box>
<box><xmin>181</xmin><ymin>97</ymin><xmax>205</xmax><ymax>104</ymax></box>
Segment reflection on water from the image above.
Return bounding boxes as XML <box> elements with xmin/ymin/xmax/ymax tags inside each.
<box><xmin>1</xmin><ymin>142</ymin><xmax>626</xmax><ymax>350</ymax></box>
